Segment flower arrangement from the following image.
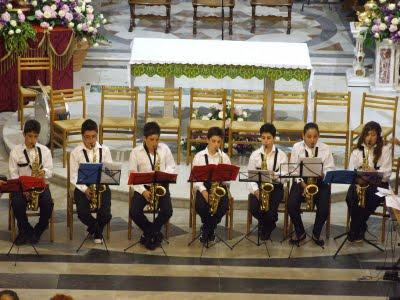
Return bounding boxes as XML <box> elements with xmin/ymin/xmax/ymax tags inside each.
<box><xmin>28</xmin><ymin>0</ymin><xmax>107</xmax><ymax>46</ymax></box>
<box><xmin>358</xmin><ymin>0</ymin><xmax>400</xmax><ymax>46</ymax></box>
<box><xmin>0</xmin><ymin>3</ymin><xmax>36</xmax><ymax>54</ymax></box>
<box><xmin>181</xmin><ymin>101</ymin><xmax>258</xmax><ymax>155</ymax></box>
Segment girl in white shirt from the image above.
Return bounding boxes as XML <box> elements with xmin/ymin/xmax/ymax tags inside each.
<box><xmin>346</xmin><ymin>121</ymin><xmax>392</xmax><ymax>242</ymax></box>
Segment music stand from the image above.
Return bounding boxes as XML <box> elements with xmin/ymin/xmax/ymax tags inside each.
<box><xmin>279</xmin><ymin>159</ymin><xmax>324</xmax><ymax>257</ymax></box>
<box><xmin>231</xmin><ymin>169</ymin><xmax>279</xmax><ymax>257</ymax></box>
<box><xmin>330</xmin><ymin>170</ymin><xmax>385</xmax><ymax>259</ymax></box>
<box><xmin>75</xmin><ymin>162</ymin><xmax>122</xmax><ymax>254</ymax></box>
<box><xmin>3</xmin><ymin>177</ymin><xmax>45</xmax><ymax>265</ymax></box>
<box><xmin>124</xmin><ymin>170</ymin><xmax>177</xmax><ymax>256</ymax></box>
<box><xmin>187</xmin><ymin>163</ymin><xmax>239</xmax><ymax>256</ymax></box>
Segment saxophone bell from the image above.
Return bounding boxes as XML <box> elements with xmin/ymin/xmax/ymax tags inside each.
<box><xmin>304</xmin><ymin>178</ymin><xmax>318</xmax><ymax>211</ymax></box>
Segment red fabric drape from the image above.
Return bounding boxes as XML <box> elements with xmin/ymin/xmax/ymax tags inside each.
<box><xmin>0</xmin><ymin>25</ymin><xmax>73</xmax><ymax>112</ymax></box>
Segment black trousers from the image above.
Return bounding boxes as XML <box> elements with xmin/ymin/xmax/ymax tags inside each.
<box><xmin>249</xmin><ymin>184</ymin><xmax>283</xmax><ymax>235</ymax></box>
<box><xmin>129</xmin><ymin>188</ymin><xmax>173</xmax><ymax>235</ymax></box>
<box><xmin>74</xmin><ymin>186</ymin><xmax>112</xmax><ymax>234</ymax></box>
<box><xmin>288</xmin><ymin>181</ymin><xmax>330</xmax><ymax>239</ymax></box>
<box><xmin>195</xmin><ymin>189</ymin><xmax>229</xmax><ymax>235</ymax></box>
<box><xmin>346</xmin><ymin>182</ymin><xmax>388</xmax><ymax>234</ymax></box>
<box><xmin>11</xmin><ymin>187</ymin><xmax>53</xmax><ymax>234</ymax></box>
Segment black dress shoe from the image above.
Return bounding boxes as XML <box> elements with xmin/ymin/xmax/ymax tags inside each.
<box><xmin>289</xmin><ymin>233</ymin><xmax>306</xmax><ymax>245</ymax></box>
<box><xmin>348</xmin><ymin>231</ymin><xmax>362</xmax><ymax>243</ymax></box>
<box><xmin>15</xmin><ymin>232</ymin><xmax>30</xmax><ymax>246</ymax></box>
<box><xmin>312</xmin><ymin>235</ymin><xmax>324</xmax><ymax>247</ymax></box>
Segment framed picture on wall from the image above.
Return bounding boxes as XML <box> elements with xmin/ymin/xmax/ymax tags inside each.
<box><xmin>374</xmin><ymin>41</ymin><xmax>395</xmax><ymax>90</ymax></box>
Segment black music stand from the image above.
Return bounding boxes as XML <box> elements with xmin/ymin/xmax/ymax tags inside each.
<box><xmin>279</xmin><ymin>159</ymin><xmax>324</xmax><ymax>258</ymax></box>
<box><xmin>376</xmin><ymin>204</ymin><xmax>400</xmax><ymax>281</ymax></box>
<box><xmin>75</xmin><ymin>162</ymin><xmax>122</xmax><ymax>254</ymax></box>
<box><xmin>231</xmin><ymin>170</ymin><xmax>278</xmax><ymax>257</ymax></box>
<box><xmin>187</xmin><ymin>163</ymin><xmax>239</xmax><ymax>257</ymax></box>
<box><xmin>331</xmin><ymin>170</ymin><xmax>384</xmax><ymax>259</ymax></box>
<box><xmin>124</xmin><ymin>170</ymin><xmax>177</xmax><ymax>257</ymax></box>
<box><xmin>4</xmin><ymin>177</ymin><xmax>44</xmax><ymax>265</ymax></box>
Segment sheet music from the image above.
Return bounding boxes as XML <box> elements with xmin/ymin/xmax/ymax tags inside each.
<box><xmin>247</xmin><ymin>169</ymin><xmax>275</xmax><ymax>183</ymax></box>
<box><xmin>300</xmin><ymin>157</ymin><xmax>323</xmax><ymax>177</ymax></box>
<box><xmin>101</xmin><ymin>162</ymin><xmax>122</xmax><ymax>185</ymax></box>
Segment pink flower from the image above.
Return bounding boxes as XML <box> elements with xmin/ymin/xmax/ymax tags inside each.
<box><xmin>87</xmin><ymin>13</ymin><xmax>94</xmax><ymax>21</ymax></box>
<box><xmin>64</xmin><ymin>12</ymin><xmax>73</xmax><ymax>21</ymax></box>
<box><xmin>61</xmin><ymin>4</ymin><xmax>69</xmax><ymax>11</ymax></box>
<box><xmin>43</xmin><ymin>5</ymin><xmax>51</xmax><ymax>12</ymax></box>
<box><xmin>18</xmin><ymin>13</ymin><xmax>25</xmax><ymax>22</ymax></box>
<box><xmin>92</xmin><ymin>28</ymin><xmax>97</xmax><ymax>34</ymax></box>
<box><xmin>35</xmin><ymin>10</ymin><xmax>44</xmax><ymax>19</ymax></box>
<box><xmin>1</xmin><ymin>12</ymin><xmax>11</xmax><ymax>22</ymax></box>
<box><xmin>81</xmin><ymin>23</ymin><xmax>88</xmax><ymax>31</ymax></box>
<box><xmin>40</xmin><ymin>21</ymin><xmax>50</xmax><ymax>28</ymax></box>
<box><xmin>372</xmin><ymin>24</ymin><xmax>380</xmax><ymax>33</ymax></box>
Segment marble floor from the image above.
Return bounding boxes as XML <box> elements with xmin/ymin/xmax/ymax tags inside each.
<box><xmin>1</xmin><ymin>0</ymin><xmax>400</xmax><ymax>298</ymax></box>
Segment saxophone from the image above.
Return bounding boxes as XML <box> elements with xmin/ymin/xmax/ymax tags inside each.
<box><xmin>26</xmin><ymin>149</ymin><xmax>45</xmax><ymax>211</ymax></box>
<box><xmin>259</xmin><ymin>152</ymin><xmax>274</xmax><ymax>212</ymax></box>
<box><xmin>357</xmin><ymin>148</ymin><xmax>370</xmax><ymax>208</ymax></box>
<box><xmin>88</xmin><ymin>149</ymin><xmax>106</xmax><ymax>211</ymax></box>
<box><xmin>149</xmin><ymin>149</ymin><xmax>166</xmax><ymax>211</ymax></box>
<box><xmin>304</xmin><ymin>148</ymin><xmax>319</xmax><ymax>211</ymax></box>
<box><xmin>208</xmin><ymin>150</ymin><xmax>226</xmax><ymax>215</ymax></box>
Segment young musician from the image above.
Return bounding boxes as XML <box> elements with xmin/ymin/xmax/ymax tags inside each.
<box><xmin>9</xmin><ymin>119</ymin><xmax>54</xmax><ymax>245</ymax></box>
<box><xmin>247</xmin><ymin>123</ymin><xmax>288</xmax><ymax>240</ymax></box>
<box><xmin>70</xmin><ymin>119</ymin><xmax>113</xmax><ymax>244</ymax></box>
<box><xmin>346</xmin><ymin>121</ymin><xmax>392</xmax><ymax>242</ymax></box>
<box><xmin>192</xmin><ymin>127</ymin><xmax>231</xmax><ymax>244</ymax></box>
<box><xmin>288</xmin><ymin>122</ymin><xmax>335</xmax><ymax>246</ymax></box>
<box><xmin>129</xmin><ymin>122</ymin><xmax>175</xmax><ymax>250</ymax></box>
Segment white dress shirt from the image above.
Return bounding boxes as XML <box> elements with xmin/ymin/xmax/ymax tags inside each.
<box><xmin>247</xmin><ymin>145</ymin><xmax>288</xmax><ymax>194</ymax></box>
<box><xmin>348</xmin><ymin>144</ymin><xmax>392</xmax><ymax>182</ymax></box>
<box><xmin>192</xmin><ymin>147</ymin><xmax>231</xmax><ymax>192</ymax></box>
<box><xmin>70</xmin><ymin>142</ymin><xmax>113</xmax><ymax>193</ymax></box>
<box><xmin>129</xmin><ymin>143</ymin><xmax>176</xmax><ymax>195</ymax></box>
<box><xmin>9</xmin><ymin>143</ymin><xmax>53</xmax><ymax>181</ymax></box>
<box><xmin>290</xmin><ymin>141</ymin><xmax>335</xmax><ymax>182</ymax></box>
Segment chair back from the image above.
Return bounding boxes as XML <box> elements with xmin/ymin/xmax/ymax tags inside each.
<box><xmin>313</xmin><ymin>91</ymin><xmax>351</xmax><ymax>126</ymax></box>
<box><xmin>50</xmin><ymin>87</ymin><xmax>86</xmax><ymax>123</ymax></box>
<box><xmin>101</xmin><ymin>86</ymin><xmax>139</xmax><ymax>122</ymax></box>
<box><xmin>17</xmin><ymin>57</ymin><xmax>53</xmax><ymax>88</ymax></box>
<box><xmin>189</xmin><ymin>88</ymin><xmax>227</xmax><ymax>122</ymax></box>
<box><xmin>271</xmin><ymin>90</ymin><xmax>308</xmax><ymax>122</ymax></box>
<box><xmin>361</xmin><ymin>93</ymin><xmax>398</xmax><ymax>129</ymax></box>
<box><xmin>145</xmin><ymin>86</ymin><xmax>182</xmax><ymax>120</ymax></box>
<box><xmin>231</xmin><ymin>90</ymin><xmax>266</xmax><ymax>122</ymax></box>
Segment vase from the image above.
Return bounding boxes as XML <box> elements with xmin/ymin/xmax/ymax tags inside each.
<box><xmin>73</xmin><ymin>40</ymin><xmax>89</xmax><ymax>72</ymax></box>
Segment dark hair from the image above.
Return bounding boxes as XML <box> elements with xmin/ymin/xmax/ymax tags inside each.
<box><xmin>50</xmin><ymin>295</ymin><xmax>74</xmax><ymax>300</ymax></box>
<box><xmin>303</xmin><ymin>122</ymin><xmax>319</xmax><ymax>134</ymax></box>
<box><xmin>0</xmin><ymin>290</ymin><xmax>19</xmax><ymax>300</ymax></box>
<box><xmin>23</xmin><ymin>119</ymin><xmax>41</xmax><ymax>135</ymax></box>
<box><xmin>143</xmin><ymin>121</ymin><xmax>160</xmax><ymax>137</ymax></box>
<box><xmin>81</xmin><ymin>119</ymin><xmax>98</xmax><ymax>135</ymax></box>
<box><xmin>207</xmin><ymin>127</ymin><xmax>224</xmax><ymax>139</ymax></box>
<box><xmin>356</xmin><ymin>121</ymin><xmax>383</xmax><ymax>164</ymax></box>
<box><xmin>260</xmin><ymin>123</ymin><xmax>276</xmax><ymax>137</ymax></box>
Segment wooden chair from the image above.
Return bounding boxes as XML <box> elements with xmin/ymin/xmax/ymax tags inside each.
<box><xmin>313</xmin><ymin>91</ymin><xmax>351</xmax><ymax>168</ymax></box>
<box><xmin>186</xmin><ymin>88</ymin><xmax>227</xmax><ymax>164</ymax></box>
<box><xmin>50</xmin><ymin>87</ymin><xmax>87</xmax><ymax>168</ymax></box>
<box><xmin>145</xmin><ymin>87</ymin><xmax>182</xmax><ymax>164</ymax></box>
<box><xmin>100</xmin><ymin>86</ymin><xmax>138</xmax><ymax>148</ymax></box>
<box><xmin>128</xmin><ymin>0</ymin><xmax>171</xmax><ymax>33</ymax></box>
<box><xmin>250</xmin><ymin>0</ymin><xmax>293</xmax><ymax>34</ymax></box>
<box><xmin>17</xmin><ymin>57</ymin><xmax>53</xmax><ymax>130</ymax></box>
<box><xmin>228</xmin><ymin>90</ymin><xmax>266</xmax><ymax>157</ymax></box>
<box><xmin>192</xmin><ymin>0</ymin><xmax>235</xmax><ymax>35</ymax></box>
<box><xmin>9</xmin><ymin>193</ymin><xmax>55</xmax><ymax>242</ymax></box>
<box><xmin>66</xmin><ymin>152</ymin><xmax>110</xmax><ymax>240</ymax></box>
<box><xmin>189</xmin><ymin>180</ymin><xmax>234</xmax><ymax>241</ymax></box>
<box><xmin>271</xmin><ymin>90</ymin><xmax>308</xmax><ymax>146</ymax></box>
<box><xmin>351</xmin><ymin>93</ymin><xmax>398</xmax><ymax>160</ymax></box>
<box><xmin>127</xmin><ymin>186</ymin><xmax>170</xmax><ymax>240</ymax></box>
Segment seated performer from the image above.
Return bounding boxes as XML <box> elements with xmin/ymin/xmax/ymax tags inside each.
<box><xmin>287</xmin><ymin>122</ymin><xmax>335</xmax><ymax>246</ymax></box>
<box><xmin>247</xmin><ymin>123</ymin><xmax>288</xmax><ymax>240</ymax></box>
<box><xmin>346</xmin><ymin>121</ymin><xmax>392</xmax><ymax>242</ymax></box>
<box><xmin>70</xmin><ymin>119</ymin><xmax>113</xmax><ymax>244</ymax></box>
<box><xmin>9</xmin><ymin>119</ymin><xmax>54</xmax><ymax>245</ymax></box>
<box><xmin>129</xmin><ymin>122</ymin><xmax>175</xmax><ymax>250</ymax></box>
<box><xmin>193</xmin><ymin>127</ymin><xmax>231</xmax><ymax>244</ymax></box>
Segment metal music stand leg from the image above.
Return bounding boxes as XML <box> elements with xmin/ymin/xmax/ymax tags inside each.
<box><xmin>232</xmin><ymin>224</ymin><xmax>259</xmax><ymax>248</ymax></box>
<box><xmin>76</xmin><ymin>232</ymin><xmax>91</xmax><ymax>253</ymax></box>
<box><xmin>7</xmin><ymin>238</ymin><xmax>40</xmax><ymax>267</ymax></box>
